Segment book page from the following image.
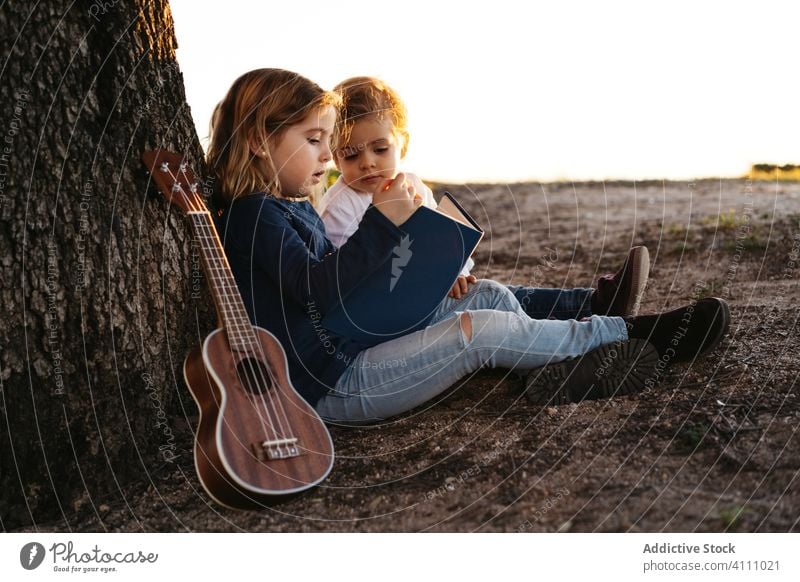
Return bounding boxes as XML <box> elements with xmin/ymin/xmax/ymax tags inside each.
<box><xmin>436</xmin><ymin>194</ymin><xmax>480</xmax><ymax>231</ymax></box>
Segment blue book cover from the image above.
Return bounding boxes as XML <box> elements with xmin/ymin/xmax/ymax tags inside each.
<box><xmin>322</xmin><ymin>192</ymin><xmax>483</xmax><ymax>346</ymax></box>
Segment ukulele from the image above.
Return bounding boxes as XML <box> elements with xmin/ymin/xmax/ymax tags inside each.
<box><xmin>142</xmin><ymin>150</ymin><xmax>334</xmax><ymax>509</ymax></box>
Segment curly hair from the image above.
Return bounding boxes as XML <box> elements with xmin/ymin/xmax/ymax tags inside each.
<box><xmin>332</xmin><ymin>76</ymin><xmax>409</xmax><ymax>158</ymax></box>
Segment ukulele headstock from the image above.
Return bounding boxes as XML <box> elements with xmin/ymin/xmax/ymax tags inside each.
<box><xmin>142</xmin><ymin>150</ymin><xmax>206</xmax><ymax>214</ymax></box>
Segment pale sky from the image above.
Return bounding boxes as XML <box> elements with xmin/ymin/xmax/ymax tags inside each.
<box><xmin>170</xmin><ymin>0</ymin><xmax>800</xmax><ymax>182</ymax></box>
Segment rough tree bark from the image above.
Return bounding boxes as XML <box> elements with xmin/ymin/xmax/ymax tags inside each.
<box><xmin>0</xmin><ymin>0</ymin><xmax>214</xmax><ymax>529</ymax></box>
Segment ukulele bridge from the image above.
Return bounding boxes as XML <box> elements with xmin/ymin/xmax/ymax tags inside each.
<box><xmin>253</xmin><ymin>437</ymin><xmax>301</xmax><ymax>461</ymax></box>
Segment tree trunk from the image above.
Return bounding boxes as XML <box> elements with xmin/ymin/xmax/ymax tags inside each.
<box><xmin>0</xmin><ymin>0</ymin><xmax>214</xmax><ymax>529</ymax></box>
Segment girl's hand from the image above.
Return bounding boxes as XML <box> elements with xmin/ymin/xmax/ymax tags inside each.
<box><xmin>448</xmin><ymin>274</ymin><xmax>477</xmax><ymax>299</ymax></box>
<box><xmin>372</xmin><ymin>173</ymin><xmax>419</xmax><ymax>226</ymax></box>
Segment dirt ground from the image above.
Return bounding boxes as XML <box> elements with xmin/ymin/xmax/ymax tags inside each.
<box><xmin>18</xmin><ymin>178</ymin><xmax>800</xmax><ymax>532</ymax></box>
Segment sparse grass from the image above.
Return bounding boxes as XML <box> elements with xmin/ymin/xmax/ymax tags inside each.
<box><xmin>721</xmin><ymin>225</ymin><xmax>770</xmax><ymax>252</ymax></box>
<box><xmin>692</xmin><ymin>280</ymin><xmax>721</xmax><ymax>299</ymax></box>
<box><xmin>719</xmin><ymin>505</ymin><xmax>747</xmax><ymax>531</ymax></box>
<box><xmin>664</xmin><ymin>223</ymin><xmax>695</xmax><ymax>256</ymax></box>
<box><xmin>668</xmin><ymin>241</ymin><xmax>696</xmax><ymax>256</ymax></box>
<box><xmin>666</xmin><ymin>222</ymin><xmax>690</xmax><ymax>237</ymax></box>
<box><xmin>661</xmin><ymin>212</ymin><xmax>772</xmax><ymax>257</ymax></box>
<box><xmin>674</xmin><ymin>423</ymin><xmax>711</xmax><ymax>454</ymax></box>
<box><xmin>702</xmin><ymin>208</ymin><xmax>740</xmax><ymax>232</ymax></box>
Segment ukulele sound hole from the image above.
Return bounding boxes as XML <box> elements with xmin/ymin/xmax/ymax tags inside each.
<box><xmin>236</xmin><ymin>358</ymin><xmax>274</xmax><ymax>394</ymax></box>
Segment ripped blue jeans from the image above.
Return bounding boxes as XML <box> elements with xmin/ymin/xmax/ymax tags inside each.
<box><xmin>315</xmin><ymin>279</ymin><xmax>627</xmax><ymax>423</ymax></box>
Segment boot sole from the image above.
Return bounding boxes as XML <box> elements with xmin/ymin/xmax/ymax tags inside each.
<box><xmin>697</xmin><ymin>297</ymin><xmax>731</xmax><ymax>356</ymax></box>
<box><xmin>525</xmin><ymin>338</ymin><xmax>660</xmax><ymax>405</ymax></box>
<box><xmin>624</xmin><ymin>246</ymin><xmax>650</xmax><ymax>316</ymax></box>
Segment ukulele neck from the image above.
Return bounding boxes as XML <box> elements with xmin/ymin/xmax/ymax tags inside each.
<box><xmin>187</xmin><ymin>210</ymin><xmax>255</xmax><ymax>350</ymax></box>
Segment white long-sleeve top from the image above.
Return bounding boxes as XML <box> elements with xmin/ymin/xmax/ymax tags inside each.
<box><xmin>319</xmin><ymin>174</ymin><xmax>474</xmax><ymax>275</ymax></box>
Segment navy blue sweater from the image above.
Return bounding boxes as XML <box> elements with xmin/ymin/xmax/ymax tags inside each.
<box><xmin>217</xmin><ymin>193</ymin><xmax>404</xmax><ymax>406</ymax></box>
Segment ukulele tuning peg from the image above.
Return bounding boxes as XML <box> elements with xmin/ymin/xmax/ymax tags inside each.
<box><xmin>179</xmin><ymin>162</ymin><xmax>188</xmax><ymax>172</ymax></box>
<box><xmin>171</xmin><ymin>182</ymin><xmax>181</xmax><ymax>193</ymax></box>
<box><xmin>159</xmin><ymin>162</ymin><xmax>170</xmax><ymax>173</ymax></box>
<box><xmin>190</xmin><ymin>182</ymin><xmax>199</xmax><ymax>193</ymax></box>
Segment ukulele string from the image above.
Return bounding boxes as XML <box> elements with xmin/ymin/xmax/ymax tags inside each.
<box><xmin>183</xmin><ymin>169</ymin><xmax>296</xmax><ymax>454</ymax></box>
<box><xmin>215</xmin><ymin>215</ymin><xmax>300</xmax><ymax>452</ymax></box>
<box><xmin>208</xmin><ymin>217</ymin><xmax>297</xmax><ymax>456</ymax></box>
<box><xmin>180</xmin><ymin>163</ymin><xmax>294</xmax><ymax>455</ymax></box>
<box><xmin>170</xmin><ymin>160</ymin><xmax>280</xmax><ymax>448</ymax></box>
<box><xmin>191</xmin><ymin>204</ymin><xmax>284</xmax><ymax>448</ymax></box>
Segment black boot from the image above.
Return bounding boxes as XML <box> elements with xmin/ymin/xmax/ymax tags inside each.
<box><xmin>524</xmin><ymin>297</ymin><xmax>731</xmax><ymax>406</ymax></box>
<box><xmin>625</xmin><ymin>297</ymin><xmax>731</xmax><ymax>362</ymax></box>
<box><xmin>524</xmin><ymin>339</ymin><xmax>659</xmax><ymax>405</ymax></box>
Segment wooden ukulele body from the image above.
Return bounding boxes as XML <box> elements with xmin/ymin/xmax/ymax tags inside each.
<box><xmin>183</xmin><ymin>326</ymin><xmax>334</xmax><ymax>510</ymax></box>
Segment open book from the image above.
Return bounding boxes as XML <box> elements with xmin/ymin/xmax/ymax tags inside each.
<box><xmin>322</xmin><ymin>192</ymin><xmax>483</xmax><ymax>346</ymax></box>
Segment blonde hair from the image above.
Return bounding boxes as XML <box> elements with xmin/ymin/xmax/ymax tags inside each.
<box><xmin>332</xmin><ymin>76</ymin><xmax>409</xmax><ymax>158</ymax></box>
<box><xmin>207</xmin><ymin>68</ymin><xmax>339</xmax><ymax>206</ymax></box>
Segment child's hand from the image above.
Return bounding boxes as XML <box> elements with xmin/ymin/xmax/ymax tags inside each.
<box><xmin>372</xmin><ymin>173</ymin><xmax>419</xmax><ymax>226</ymax></box>
<box><xmin>448</xmin><ymin>275</ymin><xmax>477</xmax><ymax>299</ymax></box>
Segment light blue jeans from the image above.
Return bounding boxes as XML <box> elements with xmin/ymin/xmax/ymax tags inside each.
<box><xmin>315</xmin><ymin>280</ymin><xmax>627</xmax><ymax>423</ymax></box>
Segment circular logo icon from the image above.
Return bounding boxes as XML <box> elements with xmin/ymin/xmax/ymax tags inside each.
<box><xmin>20</xmin><ymin>542</ymin><xmax>46</xmax><ymax>570</ymax></box>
